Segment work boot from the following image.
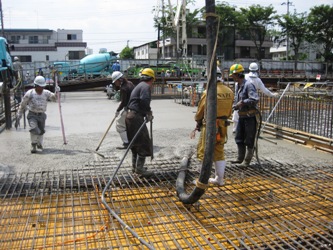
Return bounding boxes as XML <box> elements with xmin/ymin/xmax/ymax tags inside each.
<box><xmin>238</xmin><ymin>147</ymin><xmax>255</xmax><ymax>168</ymax></box>
<box><xmin>131</xmin><ymin>153</ymin><xmax>137</xmax><ymax>173</ymax></box>
<box><xmin>116</xmin><ymin>142</ymin><xmax>129</xmax><ymax>150</ymax></box>
<box><xmin>231</xmin><ymin>144</ymin><xmax>246</xmax><ymax>163</ymax></box>
<box><xmin>209</xmin><ymin>160</ymin><xmax>226</xmax><ymax>186</ymax></box>
<box><xmin>37</xmin><ymin>135</ymin><xmax>43</xmax><ymax>150</ymax></box>
<box><xmin>135</xmin><ymin>155</ymin><xmax>153</xmax><ymax>177</ymax></box>
<box><xmin>31</xmin><ymin>143</ymin><xmax>37</xmax><ymax>153</ymax></box>
<box><xmin>117</xmin><ymin>132</ymin><xmax>129</xmax><ymax>149</ymax></box>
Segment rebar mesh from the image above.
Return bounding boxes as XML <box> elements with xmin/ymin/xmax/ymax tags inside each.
<box><xmin>0</xmin><ymin>149</ymin><xmax>332</xmax><ymax>249</ymax></box>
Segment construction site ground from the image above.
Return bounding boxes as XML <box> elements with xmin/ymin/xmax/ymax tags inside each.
<box><xmin>0</xmin><ymin>91</ymin><xmax>332</xmax><ymax>249</ymax></box>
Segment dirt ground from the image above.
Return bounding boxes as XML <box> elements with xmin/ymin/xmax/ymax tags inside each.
<box><xmin>0</xmin><ymin>91</ymin><xmax>331</xmax><ymax>176</ymax></box>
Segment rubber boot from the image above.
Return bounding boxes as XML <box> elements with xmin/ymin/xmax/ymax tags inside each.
<box><xmin>238</xmin><ymin>147</ymin><xmax>254</xmax><ymax>168</ymax></box>
<box><xmin>232</xmin><ymin>121</ymin><xmax>238</xmax><ymax>133</ymax></box>
<box><xmin>209</xmin><ymin>160</ymin><xmax>226</xmax><ymax>186</ymax></box>
<box><xmin>231</xmin><ymin>144</ymin><xmax>246</xmax><ymax>163</ymax></box>
<box><xmin>117</xmin><ymin>131</ymin><xmax>129</xmax><ymax>149</ymax></box>
<box><xmin>131</xmin><ymin>153</ymin><xmax>137</xmax><ymax>173</ymax></box>
<box><xmin>31</xmin><ymin>143</ymin><xmax>37</xmax><ymax>153</ymax></box>
<box><xmin>37</xmin><ymin>135</ymin><xmax>43</xmax><ymax>150</ymax></box>
<box><xmin>30</xmin><ymin>133</ymin><xmax>38</xmax><ymax>153</ymax></box>
<box><xmin>136</xmin><ymin>155</ymin><xmax>153</xmax><ymax>177</ymax></box>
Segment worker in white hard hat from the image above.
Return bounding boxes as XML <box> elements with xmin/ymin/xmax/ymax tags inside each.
<box><xmin>16</xmin><ymin>76</ymin><xmax>60</xmax><ymax>153</ymax></box>
<box><xmin>232</xmin><ymin>62</ymin><xmax>279</xmax><ymax>133</ymax></box>
<box><xmin>111</xmin><ymin>71</ymin><xmax>135</xmax><ymax>149</ymax></box>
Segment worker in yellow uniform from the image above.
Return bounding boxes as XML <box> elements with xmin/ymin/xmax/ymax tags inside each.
<box><xmin>194</xmin><ymin>74</ymin><xmax>234</xmax><ymax>186</ymax></box>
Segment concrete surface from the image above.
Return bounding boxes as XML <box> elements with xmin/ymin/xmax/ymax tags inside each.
<box><xmin>0</xmin><ymin>90</ymin><xmax>331</xmax><ymax>176</ymax></box>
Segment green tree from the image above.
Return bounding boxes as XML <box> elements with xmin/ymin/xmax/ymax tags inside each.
<box><xmin>278</xmin><ymin>12</ymin><xmax>309</xmax><ymax>69</ymax></box>
<box><xmin>239</xmin><ymin>4</ymin><xmax>277</xmax><ymax>63</ymax></box>
<box><xmin>119</xmin><ymin>46</ymin><xmax>134</xmax><ymax>59</ymax></box>
<box><xmin>308</xmin><ymin>5</ymin><xmax>333</xmax><ymax>62</ymax></box>
<box><xmin>214</xmin><ymin>2</ymin><xmax>239</xmax><ymax>60</ymax></box>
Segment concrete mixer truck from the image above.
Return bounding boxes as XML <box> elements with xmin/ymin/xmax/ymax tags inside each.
<box><xmin>54</xmin><ymin>51</ymin><xmax>118</xmax><ymax>81</ymax></box>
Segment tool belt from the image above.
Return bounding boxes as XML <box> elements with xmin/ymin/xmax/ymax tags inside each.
<box><xmin>128</xmin><ymin>109</ymin><xmax>144</xmax><ymax>116</ymax></box>
<box><xmin>238</xmin><ymin>109</ymin><xmax>257</xmax><ymax>117</ymax></box>
<box><xmin>216</xmin><ymin>116</ymin><xmax>228</xmax><ymax>120</ymax></box>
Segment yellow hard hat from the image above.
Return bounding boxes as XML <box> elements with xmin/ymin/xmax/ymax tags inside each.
<box><xmin>229</xmin><ymin>64</ymin><xmax>244</xmax><ymax>76</ymax></box>
<box><xmin>141</xmin><ymin>68</ymin><xmax>155</xmax><ymax>80</ymax></box>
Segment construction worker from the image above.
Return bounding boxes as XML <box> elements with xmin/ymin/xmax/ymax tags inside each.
<box><xmin>16</xmin><ymin>76</ymin><xmax>60</xmax><ymax>153</ymax></box>
<box><xmin>111</xmin><ymin>61</ymin><xmax>120</xmax><ymax>72</ymax></box>
<box><xmin>229</xmin><ymin>64</ymin><xmax>259</xmax><ymax>167</ymax></box>
<box><xmin>13</xmin><ymin>57</ymin><xmax>24</xmax><ymax>103</ymax></box>
<box><xmin>194</xmin><ymin>74</ymin><xmax>234</xmax><ymax>186</ymax></box>
<box><xmin>126</xmin><ymin>68</ymin><xmax>155</xmax><ymax>177</ymax></box>
<box><xmin>111</xmin><ymin>71</ymin><xmax>135</xmax><ymax>149</ymax></box>
<box><xmin>232</xmin><ymin>62</ymin><xmax>279</xmax><ymax>133</ymax></box>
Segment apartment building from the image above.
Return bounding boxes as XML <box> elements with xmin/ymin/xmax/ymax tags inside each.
<box><xmin>4</xmin><ymin>28</ymin><xmax>87</xmax><ymax>62</ymax></box>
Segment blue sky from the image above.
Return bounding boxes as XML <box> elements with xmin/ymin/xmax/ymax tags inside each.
<box><xmin>3</xmin><ymin>0</ymin><xmax>331</xmax><ymax>54</ymax></box>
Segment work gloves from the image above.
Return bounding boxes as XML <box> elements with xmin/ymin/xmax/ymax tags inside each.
<box><xmin>233</xmin><ymin>100</ymin><xmax>244</xmax><ymax>111</ymax></box>
<box><xmin>55</xmin><ymin>86</ymin><xmax>61</xmax><ymax>93</ymax></box>
<box><xmin>146</xmin><ymin>111</ymin><xmax>154</xmax><ymax>122</ymax></box>
<box><xmin>195</xmin><ymin>120</ymin><xmax>202</xmax><ymax>132</ymax></box>
<box><xmin>115</xmin><ymin>111</ymin><xmax>120</xmax><ymax>117</ymax></box>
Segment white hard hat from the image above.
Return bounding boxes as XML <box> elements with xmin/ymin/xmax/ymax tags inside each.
<box><xmin>14</xmin><ymin>56</ymin><xmax>19</xmax><ymax>61</ymax></box>
<box><xmin>34</xmin><ymin>76</ymin><xmax>46</xmax><ymax>87</ymax></box>
<box><xmin>111</xmin><ymin>71</ymin><xmax>123</xmax><ymax>83</ymax></box>
<box><xmin>249</xmin><ymin>62</ymin><xmax>259</xmax><ymax>71</ymax></box>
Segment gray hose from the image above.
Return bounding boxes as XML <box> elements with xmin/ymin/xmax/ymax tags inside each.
<box><xmin>101</xmin><ymin>118</ymin><xmax>155</xmax><ymax>250</ymax></box>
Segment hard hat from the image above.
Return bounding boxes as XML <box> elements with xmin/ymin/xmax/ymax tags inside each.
<box><xmin>34</xmin><ymin>76</ymin><xmax>46</xmax><ymax>87</ymax></box>
<box><xmin>141</xmin><ymin>68</ymin><xmax>155</xmax><ymax>80</ymax></box>
<box><xmin>111</xmin><ymin>71</ymin><xmax>123</xmax><ymax>83</ymax></box>
<box><xmin>249</xmin><ymin>62</ymin><xmax>259</xmax><ymax>71</ymax></box>
<box><xmin>229</xmin><ymin>64</ymin><xmax>244</xmax><ymax>76</ymax></box>
<box><xmin>14</xmin><ymin>56</ymin><xmax>19</xmax><ymax>61</ymax></box>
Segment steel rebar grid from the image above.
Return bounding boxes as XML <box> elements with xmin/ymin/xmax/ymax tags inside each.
<box><xmin>0</xmin><ymin>150</ymin><xmax>332</xmax><ymax>249</ymax></box>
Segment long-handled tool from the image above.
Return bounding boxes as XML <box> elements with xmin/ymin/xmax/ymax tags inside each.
<box><xmin>101</xmin><ymin>118</ymin><xmax>154</xmax><ymax>249</ymax></box>
<box><xmin>87</xmin><ymin>114</ymin><xmax>117</xmax><ymax>158</ymax></box>
<box><xmin>96</xmin><ymin>114</ymin><xmax>117</xmax><ymax>152</ymax></box>
<box><xmin>261</xmin><ymin>82</ymin><xmax>291</xmax><ymax>133</ymax></box>
<box><xmin>55</xmin><ymin>74</ymin><xmax>67</xmax><ymax>145</ymax></box>
<box><xmin>150</xmin><ymin>119</ymin><xmax>154</xmax><ymax>160</ymax></box>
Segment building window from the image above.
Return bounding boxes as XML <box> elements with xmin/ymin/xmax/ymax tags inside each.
<box><xmin>46</xmin><ymin>55</ymin><xmax>49</xmax><ymax>61</ymax></box>
<box><xmin>10</xmin><ymin>36</ymin><xmax>21</xmax><ymax>44</ymax></box>
<box><xmin>29</xmin><ymin>36</ymin><xmax>39</xmax><ymax>44</ymax></box>
<box><xmin>68</xmin><ymin>51</ymin><xmax>85</xmax><ymax>60</ymax></box>
<box><xmin>19</xmin><ymin>56</ymin><xmax>32</xmax><ymax>63</ymax></box>
<box><xmin>67</xmin><ymin>34</ymin><xmax>77</xmax><ymax>40</ymax></box>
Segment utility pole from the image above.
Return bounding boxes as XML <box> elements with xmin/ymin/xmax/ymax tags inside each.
<box><xmin>161</xmin><ymin>0</ymin><xmax>165</xmax><ymax>59</ymax></box>
<box><xmin>0</xmin><ymin>0</ymin><xmax>5</xmax><ymax>37</ymax></box>
<box><xmin>281</xmin><ymin>0</ymin><xmax>294</xmax><ymax>60</ymax></box>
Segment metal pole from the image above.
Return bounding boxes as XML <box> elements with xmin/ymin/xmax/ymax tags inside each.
<box><xmin>261</xmin><ymin>82</ymin><xmax>291</xmax><ymax>132</ymax></box>
<box><xmin>55</xmin><ymin>74</ymin><xmax>67</xmax><ymax>144</ymax></box>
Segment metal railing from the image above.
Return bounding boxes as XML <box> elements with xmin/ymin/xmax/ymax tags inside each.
<box><xmin>171</xmin><ymin>82</ymin><xmax>332</xmax><ymax>139</ymax></box>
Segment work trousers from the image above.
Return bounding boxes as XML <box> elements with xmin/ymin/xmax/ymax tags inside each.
<box><xmin>125</xmin><ymin>111</ymin><xmax>152</xmax><ymax>157</ymax></box>
<box><xmin>235</xmin><ymin>116</ymin><xmax>257</xmax><ymax>148</ymax></box>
